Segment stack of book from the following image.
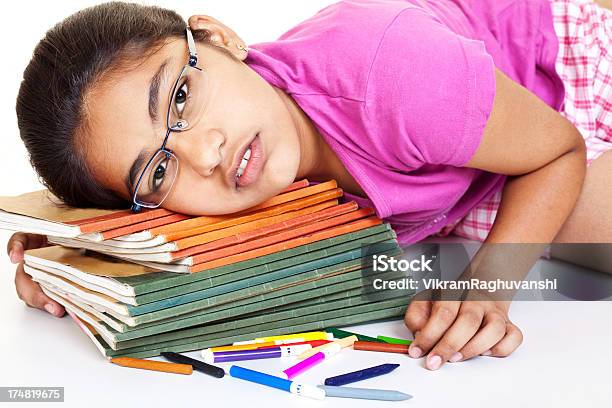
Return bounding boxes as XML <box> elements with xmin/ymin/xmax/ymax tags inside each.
<box><xmin>0</xmin><ymin>180</ymin><xmax>414</xmax><ymax>358</ymax></box>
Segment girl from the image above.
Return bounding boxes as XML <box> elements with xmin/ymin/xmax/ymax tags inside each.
<box><xmin>7</xmin><ymin>0</ymin><xmax>612</xmax><ymax>371</ymax></box>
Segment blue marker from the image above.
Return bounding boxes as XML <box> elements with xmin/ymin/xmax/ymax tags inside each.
<box><xmin>225</xmin><ymin>365</ymin><xmax>325</xmax><ymax>400</ymax></box>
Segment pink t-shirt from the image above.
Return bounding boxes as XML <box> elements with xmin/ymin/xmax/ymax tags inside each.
<box><xmin>245</xmin><ymin>0</ymin><xmax>565</xmax><ymax>244</ymax></box>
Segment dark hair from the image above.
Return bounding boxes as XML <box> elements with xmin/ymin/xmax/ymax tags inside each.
<box><xmin>16</xmin><ymin>2</ymin><xmax>211</xmax><ymax>209</ymax></box>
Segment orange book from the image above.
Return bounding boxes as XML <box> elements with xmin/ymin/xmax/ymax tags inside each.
<box><xmin>165</xmin><ymin>188</ymin><xmax>343</xmax><ymax>245</ymax></box>
<box><xmin>173</xmin><ymin>200</ymin><xmax>356</xmax><ymax>255</ymax></box>
<box><xmin>185</xmin><ymin>207</ymin><xmax>375</xmax><ymax>264</ymax></box>
<box><xmin>85</xmin><ymin>179</ymin><xmax>309</xmax><ymax>232</ymax></box>
<box><xmin>148</xmin><ymin>180</ymin><xmax>338</xmax><ymax>239</ymax></box>
<box><xmin>0</xmin><ymin>179</ymin><xmax>311</xmax><ymax>238</ymax></box>
<box><xmin>98</xmin><ymin>213</ymin><xmax>192</xmax><ymax>240</ymax></box>
<box><xmin>188</xmin><ymin>215</ymin><xmax>382</xmax><ymax>272</ymax></box>
<box><xmin>0</xmin><ymin>190</ymin><xmax>172</xmax><ymax>237</ymax></box>
<box><xmin>279</xmin><ymin>178</ymin><xmax>309</xmax><ymax>193</ymax></box>
<box><xmin>67</xmin><ymin>208</ymin><xmax>174</xmax><ymax>232</ymax></box>
<box><xmin>173</xmin><ymin>200</ymin><xmax>341</xmax><ymax>251</ymax></box>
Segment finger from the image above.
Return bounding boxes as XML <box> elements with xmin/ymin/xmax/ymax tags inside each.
<box><xmin>408</xmin><ymin>301</ymin><xmax>460</xmax><ymax>359</ymax></box>
<box><xmin>7</xmin><ymin>233</ymin><xmax>47</xmax><ymax>263</ymax></box>
<box><xmin>425</xmin><ymin>303</ymin><xmax>484</xmax><ymax>370</ymax></box>
<box><xmin>483</xmin><ymin>322</ymin><xmax>524</xmax><ymax>358</ymax></box>
<box><xmin>404</xmin><ymin>300</ymin><xmax>432</xmax><ymax>335</ymax></box>
<box><xmin>15</xmin><ymin>265</ymin><xmax>65</xmax><ymax>317</ymax></box>
<box><xmin>457</xmin><ymin>310</ymin><xmax>508</xmax><ymax>360</ymax></box>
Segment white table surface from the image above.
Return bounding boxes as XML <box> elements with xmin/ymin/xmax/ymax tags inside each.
<box><xmin>1</xmin><ymin>231</ymin><xmax>611</xmax><ymax>408</ymax></box>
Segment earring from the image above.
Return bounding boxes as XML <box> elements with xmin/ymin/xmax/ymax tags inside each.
<box><xmin>236</xmin><ymin>43</ymin><xmax>249</xmax><ymax>52</ymax></box>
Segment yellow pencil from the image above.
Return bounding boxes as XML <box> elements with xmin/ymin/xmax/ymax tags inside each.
<box><xmin>232</xmin><ymin>331</ymin><xmax>333</xmax><ymax>345</ymax></box>
<box><xmin>296</xmin><ymin>335</ymin><xmax>357</xmax><ymax>360</ymax></box>
<box><xmin>110</xmin><ymin>357</ymin><xmax>193</xmax><ymax>375</ymax></box>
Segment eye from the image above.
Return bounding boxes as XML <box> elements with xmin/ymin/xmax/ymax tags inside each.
<box><xmin>173</xmin><ymin>80</ymin><xmax>189</xmax><ymax>116</ymax></box>
<box><xmin>150</xmin><ymin>160</ymin><xmax>168</xmax><ymax>192</ymax></box>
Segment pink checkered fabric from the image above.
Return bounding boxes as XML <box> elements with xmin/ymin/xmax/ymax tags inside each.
<box><xmin>436</xmin><ymin>0</ymin><xmax>612</xmax><ymax>242</ymax></box>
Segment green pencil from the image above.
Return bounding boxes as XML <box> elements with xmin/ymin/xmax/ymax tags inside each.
<box><xmin>325</xmin><ymin>327</ymin><xmax>384</xmax><ymax>343</ymax></box>
<box><xmin>377</xmin><ymin>335</ymin><xmax>413</xmax><ymax>345</ymax></box>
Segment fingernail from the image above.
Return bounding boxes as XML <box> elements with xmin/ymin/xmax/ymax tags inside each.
<box><xmin>44</xmin><ymin>304</ymin><xmax>55</xmax><ymax>315</ymax></box>
<box><xmin>427</xmin><ymin>354</ymin><xmax>442</xmax><ymax>370</ymax></box>
<box><xmin>449</xmin><ymin>352</ymin><xmax>463</xmax><ymax>363</ymax></box>
<box><xmin>408</xmin><ymin>345</ymin><xmax>422</xmax><ymax>358</ymax></box>
<box><xmin>481</xmin><ymin>349</ymin><xmax>492</xmax><ymax>356</ymax></box>
<box><xmin>10</xmin><ymin>242</ymin><xmax>23</xmax><ymax>263</ymax></box>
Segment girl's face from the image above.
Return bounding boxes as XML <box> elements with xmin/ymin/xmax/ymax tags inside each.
<box><xmin>82</xmin><ymin>31</ymin><xmax>305</xmax><ymax>215</ymax></box>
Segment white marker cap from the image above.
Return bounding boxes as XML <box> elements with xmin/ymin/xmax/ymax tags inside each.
<box><xmin>290</xmin><ymin>382</ymin><xmax>326</xmax><ymax>400</ymax></box>
<box><xmin>281</xmin><ymin>344</ymin><xmax>312</xmax><ymax>357</ymax></box>
<box><xmin>201</xmin><ymin>349</ymin><xmax>214</xmax><ymax>363</ymax></box>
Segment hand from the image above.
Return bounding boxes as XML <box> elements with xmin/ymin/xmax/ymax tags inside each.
<box><xmin>404</xmin><ymin>296</ymin><xmax>522</xmax><ymax>370</ymax></box>
<box><xmin>6</xmin><ymin>232</ymin><xmax>64</xmax><ymax>317</ymax></box>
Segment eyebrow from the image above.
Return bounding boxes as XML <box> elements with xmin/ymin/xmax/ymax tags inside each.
<box><xmin>125</xmin><ymin>150</ymin><xmax>149</xmax><ymax>197</ymax></box>
<box><xmin>125</xmin><ymin>59</ymin><xmax>172</xmax><ymax>197</ymax></box>
<box><xmin>148</xmin><ymin>59</ymin><xmax>170</xmax><ymax>123</ymax></box>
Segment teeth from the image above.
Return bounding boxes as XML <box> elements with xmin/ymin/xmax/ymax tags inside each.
<box><xmin>236</xmin><ymin>146</ymin><xmax>252</xmax><ymax>178</ymax></box>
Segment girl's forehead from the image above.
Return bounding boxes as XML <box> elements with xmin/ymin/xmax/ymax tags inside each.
<box><xmin>82</xmin><ymin>44</ymin><xmax>184</xmax><ymax>194</ymax></box>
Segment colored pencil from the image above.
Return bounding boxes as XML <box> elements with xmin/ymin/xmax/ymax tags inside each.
<box><xmin>324</xmin><ymin>363</ymin><xmax>400</xmax><ymax>386</ymax></box>
<box><xmin>325</xmin><ymin>327</ymin><xmax>383</xmax><ymax>343</ymax></box>
<box><xmin>110</xmin><ymin>357</ymin><xmax>192</xmax><ymax>375</ymax></box>
<box><xmin>318</xmin><ymin>385</ymin><xmax>412</xmax><ymax>401</ymax></box>
<box><xmin>353</xmin><ymin>341</ymin><xmax>410</xmax><ymax>354</ymax></box>
<box><xmin>377</xmin><ymin>335</ymin><xmax>413</xmax><ymax>345</ymax></box>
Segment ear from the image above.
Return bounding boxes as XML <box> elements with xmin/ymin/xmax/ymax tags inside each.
<box><xmin>188</xmin><ymin>15</ymin><xmax>249</xmax><ymax>61</ymax></box>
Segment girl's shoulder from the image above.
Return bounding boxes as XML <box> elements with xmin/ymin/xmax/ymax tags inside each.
<box><xmin>247</xmin><ymin>0</ymin><xmax>439</xmax><ymax>101</ymax></box>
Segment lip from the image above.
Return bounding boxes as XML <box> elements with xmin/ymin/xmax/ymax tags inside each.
<box><xmin>227</xmin><ymin>132</ymin><xmax>262</xmax><ymax>188</ymax></box>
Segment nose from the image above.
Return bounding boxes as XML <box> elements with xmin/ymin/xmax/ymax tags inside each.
<box><xmin>168</xmin><ymin>128</ymin><xmax>225</xmax><ymax>177</ymax></box>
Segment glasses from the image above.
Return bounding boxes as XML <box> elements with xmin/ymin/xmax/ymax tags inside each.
<box><xmin>131</xmin><ymin>27</ymin><xmax>208</xmax><ymax>212</ymax></box>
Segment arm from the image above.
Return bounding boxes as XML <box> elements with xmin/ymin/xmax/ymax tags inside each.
<box><xmin>466</xmin><ymin>68</ymin><xmax>586</xmax><ymax>244</ymax></box>
<box><xmin>595</xmin><ymin>0</ymin><xmax>612</xmax><ymax>10</ymax></box>
<box><xmin>404</xmin><ymin>68</ymin><xmax>586</xmax><ymax>369</ymax></box>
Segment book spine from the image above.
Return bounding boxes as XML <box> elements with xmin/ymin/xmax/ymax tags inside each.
<box><xmin>100</xmin><ymin>214</ymin><xmax>191</xmax><ymax>240</ymax></box>
<box><xmin>173</xmin><ymin>199</ymin><xmax>344</xmax><ymax>251</ymax></box>
<box><xmin>134</xmin><ymin>230</ymin><xmax>396</xmax><ymax>304</ymax></box>
<box><xmin>74</xmin><ymin>208</ymin><xmax>175</xmax><ymax>234</ymax></box>
<box><xmin>188</xmin><ymin>216</ymin><xmax>381</xmax><ymax>271</ymax></box>
<box><xmin>107</xmin><ymin>304</ymin><xmax>407</xmax><ymax>357</ymax></box>
<box><xmin>130</xmin><ymin>223</ymin><xmax>392</xmax><ymax>295</ymax></box>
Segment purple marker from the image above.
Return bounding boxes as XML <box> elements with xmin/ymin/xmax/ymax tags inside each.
<box><xmin>202</xmin><ymin>344</ymin><xmax>311</xmax><ymax>363</ymax></box>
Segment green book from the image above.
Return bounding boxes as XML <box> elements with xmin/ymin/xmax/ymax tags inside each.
<box><xmin>33</xmin><ymin>241</ymin><xmax>400</xmax><ymax>324</ymax></box>
<box><xmin>135</xmin><ymin>229</ymin><xmax>397</xmax><ymax>305</ymax></box>
<box><xmin>43</xmin><ymin>257</ymin><xmax>411</xmax><ymax>346</ymax></box>
<box><xmin>106</xmin><ymin>302</ymin><xmax>409</xmax><ymax>357</ymax></box>
<box><xmin>115</xmin><ymin>292</ymin><xmax>410</xmax><ymax>350</ymax></box>
<box><xmin>25</xmin><ymin>223</ymin><xmax>395</xmax><ymax>298</ymax></box>
<box><xmin>71</xmin><ymin>304</ymin><xmax>407</xmax><ymax>358</ymax></box>
<box><xmin>45</xmin><ymin>265</ymin><xmax>410</xmax><ymax>336</ymax></box>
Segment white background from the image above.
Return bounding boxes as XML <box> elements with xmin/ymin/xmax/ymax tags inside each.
<box><xmin>1</xmin><ymin>1</ymin><xmax>612</xmax><ymax>408</ymax></box>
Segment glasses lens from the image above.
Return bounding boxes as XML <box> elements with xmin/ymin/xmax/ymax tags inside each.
<box><xmin>133</xmin><ymin>150</ymin><xmax>179</xmax><ymax>207</ymax></box>
<box><xmin>167</xmin><ymin>65</ymin><xmax>208</xmax><ymax>131</ymax></box>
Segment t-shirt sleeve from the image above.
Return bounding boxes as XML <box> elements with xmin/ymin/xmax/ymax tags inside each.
<box><xmin>364</xmin><ymin>7</ymin><xmax>496</xmax><ymax>168</ymax></box>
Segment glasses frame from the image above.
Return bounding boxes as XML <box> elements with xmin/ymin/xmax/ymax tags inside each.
<box><xmin>130</xmin><ymin>27</ymin><xmax>202</xmax><ymax>212</ymax></box>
